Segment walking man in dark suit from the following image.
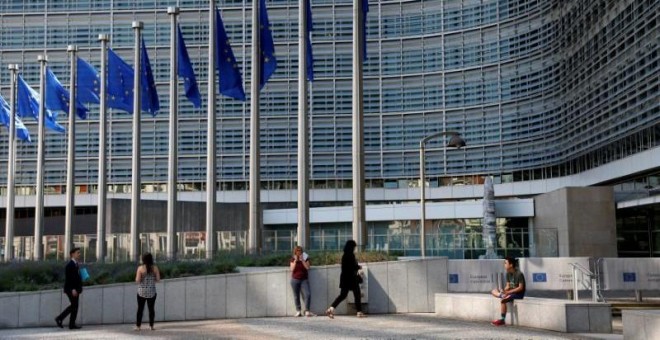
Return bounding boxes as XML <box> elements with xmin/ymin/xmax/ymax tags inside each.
<box><xmin>55</xmin><ymin>247</ymin><xmax>83</xmax><ymax>329</ymax></box>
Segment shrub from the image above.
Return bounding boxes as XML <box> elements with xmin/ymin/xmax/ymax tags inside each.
<box><xmin>0</xmin><ymin>250</ymin><xmax>395</xmax><ymax>292</ymax></box>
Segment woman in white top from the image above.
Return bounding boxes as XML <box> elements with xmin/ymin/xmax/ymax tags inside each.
<box><xmin>135</xmin><ymin>253</ymin><xmax>160</xmax><ymax>331</ymax></box>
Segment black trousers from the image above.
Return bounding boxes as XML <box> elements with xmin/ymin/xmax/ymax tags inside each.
<box><xmin>330</xmin><ymin>286</ymin><xmax>362</xmax><ymax>312</ymax></box>
<box><xmin>57</xmin><ymin>291</ymin><xmax>80</xmax><ymax>327</ymax></box>
<box><xmin>136</xmin><ymin>294</ymin><xmax>157</xmax><ymax>328</ymax></box>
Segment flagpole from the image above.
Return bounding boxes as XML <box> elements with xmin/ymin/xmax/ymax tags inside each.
<box><xmin>97</xmin><ymin>34</ymin><xmax>110</xmax><ymax>263</ymax></box>
<box><xmin>248</xmin><ymin>0</ymin><xmax>261</xmax><ymax>254</ymax></box>
<box><xmin>352</xmin><ymin>0</ymin><xmax>366</xmax><ymax>251</ymax></box>
<box><xmin>206</xmin><ymin>0</ymin><xmax>217</xmax><ymax>259</ymax></box>
<box><xmin>4</xmin><ymin>64</ymin><xmax>19</xmax><ymax>262</ymax></box>
<box><xmin>34</xmin><ymin>55</ymin><xmax>48</xmax><ymax>261</ymax></box>
<box><xmin>167</xmin><ymin>6</ymin><xmax>180</xmax><ymax>260</ymax></box>
<box><xmin>130</xmin><ymin>21</ymin><xmax>143</xmax><ymax>262</ymax></box>
<box><xmin>64</xmin><ymin>45</ymin><xmax>78</xmax><ymax>259</ymax></box>
<box><xmin>297</xmin><ymin>0</ymin><xmax>309</xmax><ymax>249</ymax></box>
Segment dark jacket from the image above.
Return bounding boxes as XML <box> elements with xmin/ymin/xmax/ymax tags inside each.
<box><xmin>339</xmin><ymin>252</ymin><xmax>360</xmax><ymax>289</ymax></box>
<box><xmin>63</xmin><ymin>259</ymin><xmax>83</xmax><ymax>294</ymax></box>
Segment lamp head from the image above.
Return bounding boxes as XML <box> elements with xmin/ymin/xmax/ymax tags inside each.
<box><xmin>446</xmin><ymin>134</ymin><xmax>466</xmax><ymax>148</ymax></box>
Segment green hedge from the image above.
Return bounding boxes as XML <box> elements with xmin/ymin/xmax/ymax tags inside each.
<box><xmin>0</xmin><ymin>251</ymin><xmax>396</xmax><ymax>292</ymax></box>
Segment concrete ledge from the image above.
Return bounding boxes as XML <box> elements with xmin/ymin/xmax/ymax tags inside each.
<box><xmin>623</xmin><ymin>309</ymin><xmax>660</xmax><ymax>340</ymax></box>
<box><xmin>0</xmin><ymin>258</ymin><xmax>447</xmax><ymax>328</ymax></box>
<box><xmin>434</xmin><ymin>293</ymin><xmax>612</xmax><ymax>333</ymax></box>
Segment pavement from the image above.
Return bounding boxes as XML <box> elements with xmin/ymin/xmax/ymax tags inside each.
<box><xmin>0</xmin><ymin>313</ymin><xmax>623</xmax><ymax>340</ymax></box>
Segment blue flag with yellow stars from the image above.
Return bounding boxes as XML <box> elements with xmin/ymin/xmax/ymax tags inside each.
<box><xmin>216</xmin><ymin>9</ymin><xmax>247</xmax><ymax>101</ymax></box>
<box><xmin>16</xmin><ymin>75</ymin><xmax>65</xmax><ymax>133</ymax></box>
<box><xmin>362</xmin><ymin>0</ymin><xmax>368</xmax><ymax>61</ymax></box>
<box><xmin>305</xmin><ymin>0</ymin><xmax>314</xmax><ymax>81</ymax></box>
<box><xmin>140</xmin><ymin>38</ymin><xmax>160</xmax><ymax>115</ymax></box>
<box><xmin>107</xmin><ymin>48</ymin><xmax>134</xmax><ymax>113</ymax></box>
<box><xmin>177</xmin><ymin>25</ymin><xmax>202</xmax><ymax>108</ymax></box>
<box><xmin>45</xmin><ymin>67</ymin><xmax>89</xmax><ymax>119</ymax></box>
<box><xmin>259</xmin><ymin>0</ymin><xmax>277</xmax><ymax>89</ymax></box>
<box><xmin>0</xmin><ymin>94</ymin><xmax>31</xmax><ymax>142</ymax></box>
<box><xmin>76</xmin><ymin>57</ymin><xmax>101</xmax><ymax>105</ymax></box>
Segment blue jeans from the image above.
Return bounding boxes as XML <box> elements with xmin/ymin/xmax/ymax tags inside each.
<box><xmin>290</xmin><ymin>278</ymin><xmax>311</xmax><ymax>311</ymax></box>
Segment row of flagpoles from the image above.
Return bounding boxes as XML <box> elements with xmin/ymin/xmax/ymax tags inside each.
<box><xmin>2</xmin><ymin>0</ymin><xmax>368</xmax><ymax>262</ymax></box>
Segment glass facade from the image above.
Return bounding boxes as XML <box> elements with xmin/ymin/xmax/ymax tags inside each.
<box><xmin>0</xmin><ymin>0</ymin><xmax>658</xmax><ymax>260</ymax></box>
<box><xmin>0</xmin><ymin>0</ymin><xmax>657</xmax><ymax>192</ymax></box>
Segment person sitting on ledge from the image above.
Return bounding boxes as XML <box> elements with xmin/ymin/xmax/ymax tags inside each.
<box><xmin>490</xmin><ymin>256</ymin><xmax>525</xmax><ymax>326</ymax></box>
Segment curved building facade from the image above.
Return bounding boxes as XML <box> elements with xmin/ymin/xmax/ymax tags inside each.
<box><xmin>0</xmin><ymin>0</ymin><xmax>658</xmax><ymax>259</ymax></box>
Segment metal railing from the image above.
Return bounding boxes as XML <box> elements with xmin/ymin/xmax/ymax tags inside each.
<box><xmin>568</xmin><ymin>261</ymin><xmax>604</xmax><ymax>302</ymax></box>
<box><xmin>1</xmin><ymin>228</ymin><xmax>539</xmax><ymax>262</ymax></box>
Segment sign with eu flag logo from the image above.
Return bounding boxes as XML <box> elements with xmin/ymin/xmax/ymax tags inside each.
<box><xmin>449</xmin><ymin>274</ymin><xmax>459</xmax><ymax>284</ymax></box>
<box><xmin>532</xmin><ymin>273</ymin><xmax>547</xmax><ymax>282</ymax></box>
<box><xmin>623</xmin><ymin>272</ymin><xmax>636</xmax><ymax>282</ymax></box>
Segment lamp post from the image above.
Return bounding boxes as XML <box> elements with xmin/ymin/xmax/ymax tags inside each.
<box><xmin>419</xmin><ymin>131</ymin><xmax>465</xmax><ymax>258</ymax></box>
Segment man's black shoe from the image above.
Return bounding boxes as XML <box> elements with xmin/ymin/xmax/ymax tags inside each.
<box><xmin>69</xmin><ymin>325</ymin><xmax>82</xmax><ymax>330</ymax></box>
<box><xmin>54</xmin><ymin>318</ymin><xmax>63</xmax><ymax>328</ymax></box>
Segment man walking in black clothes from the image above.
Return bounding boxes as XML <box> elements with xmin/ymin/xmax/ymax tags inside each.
<box><xmin>55</xmin><ymin>247</ymin><xmax>83</xmax><ymax>330</ymax></box>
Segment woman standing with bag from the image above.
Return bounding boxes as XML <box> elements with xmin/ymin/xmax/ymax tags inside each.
<box><xmin>135</xmin><ymin>253</ymin><xmax>160</xmax><ymax>331</ymax></box>
<box><xmin>325</xmin><ymin>240</ymin><xmax>366</xmax><ymax>318</ymax></box>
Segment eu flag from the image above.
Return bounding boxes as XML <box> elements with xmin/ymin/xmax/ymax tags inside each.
<box><xmin>216</xmin><ymin>9</ymin><xmax>246</xmax><ymax>101</ymax></box>
<box><xmin>177</xmin><ymin>25</ymin><xmax>202</xmax><ymax>108</ymax></box>
<box><xmin>77</xmin><ymin>57</ymin><xmax>101</xmax><ymax>105</ymax></box>
<box><xmin>362</xmin><ymin>0</ymin><xmax>368</xmax><ymax>61</ymax></box>
<box><xmin>259</xmin><ymin>0</ymin><xmax>277</xmax><ymax>89</ymax></box>
<box><xmin>140</xmin><ymin>38</ymin><xmax>160</xmax><ymax>115</ymax></box>
<box><xmin>16</xmin><ymin>75</ymin><xmax>65</xmax><ymax>133</ymax></box>
<box><xmin>45</xmin><ymin>67</ymin><xmax>89</xmax><ymax>119</ymax></box>
<box><xmin>305</xmin><ymin>0</ymin><xmax>314</xmax><ymax>81</ymax></box>
<box><xmin>0</xmin><ymin>94</ymin><xmax>31</xmax><ymax>142</ymax></box>
<box><xmin>107</xmin><ymin>48</ymin><xmax>134</xmax><ymax>113</ymax></box>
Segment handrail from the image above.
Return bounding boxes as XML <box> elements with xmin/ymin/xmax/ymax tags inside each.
<box><xmin>568</xmin><ymin>262</ymin><xmax>600</xmax><ymax>302</ymax></box>
<box><xmin>569</xmin><ymin>262</ymin><xmax>594</xmax><ymax>276</ymax></box>
<box><xmin>594</xmin><ymin>258</ymin><xmax>606</xmax><ymax>302</ymax></box>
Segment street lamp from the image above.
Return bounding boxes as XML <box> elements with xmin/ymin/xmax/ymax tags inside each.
<box><xmin>419</xmin><ymin>131</ymin><xmax>466</xmax><ymax>258</ymax></box>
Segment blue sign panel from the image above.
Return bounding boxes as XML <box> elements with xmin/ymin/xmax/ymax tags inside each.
<box><xmin>623</xmin><ymin>272</ymin><xmax>636</xmax><ymax>282</ymax></box>
<box><xmin>449</xmin><ymin>274</ymin><xmax>459</xmax><ymax>284</ymax></box>
<box><xmin>532</xmin><ymin>272</ymin><xmax>547</xmax><ymax>282</ymax></box>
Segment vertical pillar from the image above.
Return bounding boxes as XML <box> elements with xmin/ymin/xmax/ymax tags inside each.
<box><xmin>130</xmin><ymin>21</ymin><xmax>143</xmax><ymax>262</ymax></box>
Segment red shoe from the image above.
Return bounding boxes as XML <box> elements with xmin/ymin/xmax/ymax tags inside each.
<box><xmin>491</xmin><ymin>319</ymin><xmax>505</xmax><ymax>326</ymax></box>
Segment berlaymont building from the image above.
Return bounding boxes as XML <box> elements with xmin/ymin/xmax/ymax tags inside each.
<box><xmin>0</xmin><ymin>0</ymin><xmax>658</xmax><ymax>262</ymax></box>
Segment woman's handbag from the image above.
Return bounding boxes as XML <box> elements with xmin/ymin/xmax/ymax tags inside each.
<box><xmin>356</xmin><ymin>269</ymin><xmax>364</xmax><ymax>284</ymax></box>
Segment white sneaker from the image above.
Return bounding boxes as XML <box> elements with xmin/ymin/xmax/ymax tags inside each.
<box><xmin>305</xmin><ymin>311</ymin><xmax>316</xmax><ymax>317</ymax></box>
<box><xmin>294</xmin><ymin>311</ymin><xmax>302</xmax><ymax>317</ymax></box>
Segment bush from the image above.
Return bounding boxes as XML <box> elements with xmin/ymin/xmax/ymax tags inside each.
<box><xmin>0</xmin><ymin>250</ymin><xmax>395</xmax><ymax>292</ymax></box>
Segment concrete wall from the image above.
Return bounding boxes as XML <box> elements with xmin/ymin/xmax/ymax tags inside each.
<box><xmin>447</xmin><ymin>258</ymin><xmax>590</xmax><ymax>292</ymax></box>
<box><xmin>623</xmin><ymin>310</ymin><xmax>660</xmax><ymax>340</ymax></box>
<box><xmin>600</xmin><ymin>258</ymin><xmax>660</xmax><ymax>290</ymax></box>
<box><xmin>0</xmin><ymin>258</ymin><xmax>448</xmax><ymax>329</ymax></box>
<box><xmin>533</xmin><ymin>187</ymin><xmax>617</xmax><ymax>257</ymax></box>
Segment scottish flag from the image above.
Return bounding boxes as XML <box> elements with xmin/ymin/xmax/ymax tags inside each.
<box><xmin>140</xmin><ymin>38</ymin><xmax>160</xmax><ymax>115</ymax></box>
<box><xmin>16</xmin><ymin>75</ymin><xmax>65</xmax><ymax>133</ymax></box>
<box><xmin>0</xmin><ymin>94</ymin><xmax>31</xmax><ymax>142</ymax></box>
<box><xmin>45</xmin><ymin>67</ymin><xmax>89</xmax><ymax>119</ymax></box>
<box><xmin>177</xmin><ymin>25</ymin><xmax>202</xmax><ymax>108</ymax></box>
<box><xmin>76</xmin><ymin>57</ymin><xmax>101</xmax><ymax>104</ymax></box>
<box><xmin>259</xmin><ymin>0</ymin><xmax>277</xmax><ymax>89</ymax></box>
<box><xmin>216</xmin><ymin>9</ymin><xmax>246</xmax><ymax>101</ymax></box>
